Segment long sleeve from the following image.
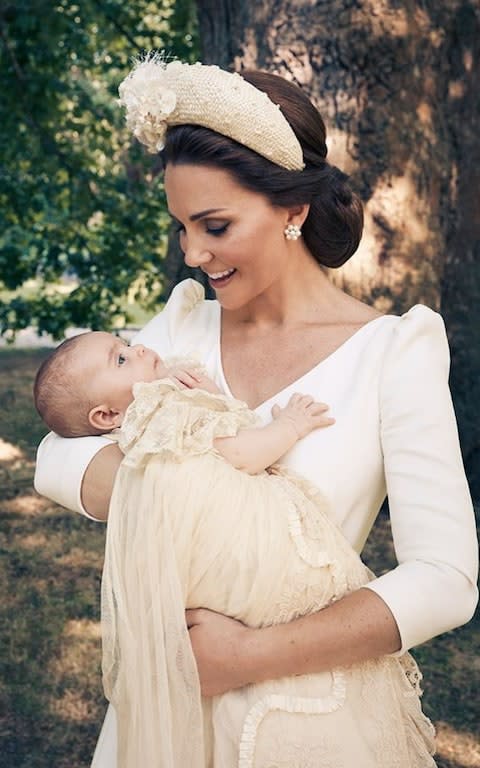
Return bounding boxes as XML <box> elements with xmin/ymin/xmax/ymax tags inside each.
<box><xmin>33</xmin><ymin>279</ymin><xmax>206</xmax><ymax>516</ymax></box>
<box><xmin>365</xmin><ymin>305</ymin><xmax>478</xmax><ymax>651</ymax></box>
<box><xmin>34</xmin><ymin>432</ymin><xmax>111</xmax><ymax>517</ymax></box>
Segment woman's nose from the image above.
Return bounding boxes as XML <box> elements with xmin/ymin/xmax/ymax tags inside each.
<box><xmin>183</xmin><ymin>240</ymin><xmax>213</xmax><ymax>268</ymax></box>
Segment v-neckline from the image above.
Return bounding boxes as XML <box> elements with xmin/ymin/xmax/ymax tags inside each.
<box><xmin>215</xmin><ymin>307</ymin><xmax>392</xmax><ymax>411</ymax></box>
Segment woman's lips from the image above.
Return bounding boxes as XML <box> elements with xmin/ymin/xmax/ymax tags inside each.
<box><xmin>207</xmin><ymin>268</ymin><xmax>236</xmax><ymax>288</ymax></box>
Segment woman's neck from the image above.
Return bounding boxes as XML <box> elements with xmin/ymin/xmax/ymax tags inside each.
<box><xmin>224</xmin><ymin>259</ymin><xmax>341</xmax><ymax>330</ymax></box>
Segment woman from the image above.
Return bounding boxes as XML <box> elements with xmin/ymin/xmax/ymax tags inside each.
<box><xmin>34</xmin><ymin>57</ymin><xmax>478</xmax><ymax>766</ymax></box>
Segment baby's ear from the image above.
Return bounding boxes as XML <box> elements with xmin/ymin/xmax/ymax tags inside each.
<box><xmin>88</xmin><ymin>404</ymin><xmax>123</xmax><ymax>432</ymax></box>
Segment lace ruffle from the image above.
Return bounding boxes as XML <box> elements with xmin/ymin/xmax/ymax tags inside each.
<box><xmin>118</xmin><ymin>375</ymin><xmax>259</xmax><ymax>468</ymax></box>
<box><xmin>267</xmin><ymin>467</ymin><xmax>369</xmax><ymax>600</ymax></box>
<box><xmin>238</xmin><ymin>671</ymin><xmax>347</xmax><ymax>768</ymax></box>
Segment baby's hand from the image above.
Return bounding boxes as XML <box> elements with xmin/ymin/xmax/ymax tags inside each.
<box><xmin>168</xmin><ymin>366</ymin><xmax>222</xmax><ymax>394</ymax></box>
<box><xmin>271</xmin><ymin>393</ymin><xmax>334</xmax><ymax>439</ymax></box>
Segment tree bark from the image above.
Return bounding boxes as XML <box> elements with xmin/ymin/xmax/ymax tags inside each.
<box><xmin>439</xmin><ymin>3</ymin><xmax>480</xmax><ymax>496</ymax></box>
<box><xmin>193</xmin><ymin>0</ymin><xmax>479</xmax><ymax>495</ymax></box>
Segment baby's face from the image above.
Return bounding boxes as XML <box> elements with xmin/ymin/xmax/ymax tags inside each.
<box><xmin>78</xmin><ymin>332</ymin><xmax>168</xmax><ymax>414</ymax></box>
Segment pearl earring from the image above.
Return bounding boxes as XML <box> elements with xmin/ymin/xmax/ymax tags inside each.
<box><xmin>284</xmin><ymin>223</ymin><xmax>302</xmax><ymax>241</ymax></box>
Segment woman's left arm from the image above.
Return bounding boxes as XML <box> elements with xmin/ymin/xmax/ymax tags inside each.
<box><xmin>364</xmin><ymin>306</ymin><xmax>478</xmax><ymax>650</ymax></box>
<box><xmin>187</xmin><ymin>307</ymin><xmax>478</xmax><ymax>696</ymax></box>
<box><xmin>187</xmin><ymin>588</ymin><xmax>401</xmax><ymax>696</ymax></box>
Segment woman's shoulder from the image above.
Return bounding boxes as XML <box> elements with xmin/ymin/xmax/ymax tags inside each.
<box><xmin>152</xmin><ymin>278</ymin><xmax>213</xmax><ymax>331</ymax></box>
<box><xmin>334</xmin><ymin>302</ymin><xmax>450</xmax><ymax>381</ymax></box>
<box><xmin>347</xmin><ymin>299</ymin><xmax>445</xmax><ymax>341</ymax></box>
<box><xmin>377</xmin><ymin>304</ymin><xmax>451</xmax><ymax>392</ymax></box>
<box><xmin>338</xmin><ymin>290</ymin><xmax>443</xmax><ymax>334</ymax></box>
<box><xmin>362</xmin><ymin>303</ymin><xmax>449</xmax><ymax>372</ymax></box>
<box><xmin>166</xmin><ymin>277</ymin><xmax>207</xmax><ymax>313</ymax></box>
<box><xmin>333</xmin><ymin>293</ymin><xmax>446</xmax><ymax>356</ymax></box>
<box><xmin>134</xmin><ymin>279</ymin><xmax>219</xmax><ymax>356</ymax></box>
<box><xmin>385</xmin><ymin>304</ymin><xmax>448</xmax><ymax>349</ymax></box>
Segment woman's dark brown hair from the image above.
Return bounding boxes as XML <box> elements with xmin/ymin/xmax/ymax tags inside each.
<box><xmin>162</xmin><ymin>70</ymin><xmax>363</xmax><ymax>268</ymax></box>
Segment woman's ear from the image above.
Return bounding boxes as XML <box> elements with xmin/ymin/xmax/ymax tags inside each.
<box><xmin>286</xmin><ymin>203</ymin><xmax>310</xmax><ymax>229</ymax></box>
<box><xmin>88</xmin><ymin>404</ymin><xmax>124</xmax><ymax>432</ymax></box>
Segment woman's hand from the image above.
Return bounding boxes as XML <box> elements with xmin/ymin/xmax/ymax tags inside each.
<box><xmin>186</xmin><ymin>608</ymin><xmax>255</xmax><ymax>697</ymax></box>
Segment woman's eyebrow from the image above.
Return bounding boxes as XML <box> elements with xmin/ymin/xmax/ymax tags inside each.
<box><xmin>189</xmin><ymin>208</ymin><xmax>227</xmax><ymax>222</ymax></box>
<box><xmin>168</xmin><ymin>208</ymin><xmax>228</xmax><ymax>223</ymax></box>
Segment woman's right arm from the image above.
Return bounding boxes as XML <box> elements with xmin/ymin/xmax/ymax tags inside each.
<box><xmin>81</xmin><ymin>443</ymin><xmax>123</xmax><ymax>521</ymax></box>
<box><xmin>33</xmin><ymin>431</ymin><xmax>121</xmax><ymax>521</ymax></box>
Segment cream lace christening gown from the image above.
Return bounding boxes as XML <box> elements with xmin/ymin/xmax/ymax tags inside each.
<box><xmin>101</xmin><ymin>375</ymin><xmax>436</xmax><ymax>768</ymax></box>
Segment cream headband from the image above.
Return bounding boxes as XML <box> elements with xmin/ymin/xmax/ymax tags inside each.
<box><xmin>118</xmin><ymin>54</ymin><xmax>305</xmax><ymax>171</ymax></box>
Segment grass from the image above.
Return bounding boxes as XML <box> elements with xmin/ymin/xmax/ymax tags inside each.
<box><xmin>0</xmin><ymin>347</ymin><xmax>478</xmax><ymax>768</ymax></box>
<box><xmin>0</xmin><ymin>348</ymin><xmax>106</xmax><ymax>768</ymax></box>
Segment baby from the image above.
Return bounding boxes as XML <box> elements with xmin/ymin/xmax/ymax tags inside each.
<box><xmin>34</xmin><ymin>331</ymin><xmax>334</xmax><ymax>473</ymax></box>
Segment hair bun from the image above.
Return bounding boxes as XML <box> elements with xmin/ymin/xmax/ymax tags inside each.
<box><xmin>302</xmin><ymin>163</ymin><xmax>364</xmax><ymax>268</ymax></box>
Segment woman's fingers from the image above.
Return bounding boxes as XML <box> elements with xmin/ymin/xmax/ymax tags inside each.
<box><xmin>185</xmin><ymin>608</ymin><xmax>252</xmax><ymax>697</ymax></box>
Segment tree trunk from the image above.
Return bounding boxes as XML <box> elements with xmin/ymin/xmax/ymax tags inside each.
<box><xmin>194</xmin><ymin>0</ymin><xmax>479</xmax><ymax>496</ymax></box>
<box><xmin>440</xmin><ymin>4</ymin><xmax>480</xmax><ymax>497</ymax></box>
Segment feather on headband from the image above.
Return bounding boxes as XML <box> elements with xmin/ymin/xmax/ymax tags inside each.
<box><xmin>118</xmin><ymin>54</ymin><xmax>305</xmax><ymax>171</ymax></box>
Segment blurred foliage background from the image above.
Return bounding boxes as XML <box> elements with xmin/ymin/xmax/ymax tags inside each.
<box><xmin>1</xmin><ymin>2</ymin><xmax>478</xmax><ymax>489</ymax></box>
<box><xmin>0</xmin><ymin>0</ymin><xmax>197</xmax><ymax>338</ymax></box>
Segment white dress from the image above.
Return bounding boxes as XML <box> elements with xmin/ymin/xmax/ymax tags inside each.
<box><xmin>33</xmin><ymin>279</ymin><xmax>478</xmax><ymax>767</ymax></box>
<box><xmin>101</xmin><ymin>377</ymin><xmax>435</xmax><ymax>768</ymax></box>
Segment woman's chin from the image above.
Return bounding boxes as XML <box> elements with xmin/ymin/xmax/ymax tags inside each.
<box><xmin>207</xmin><ymin>269</ymin><xmax>237</xmax><ymax>293</ymax></box>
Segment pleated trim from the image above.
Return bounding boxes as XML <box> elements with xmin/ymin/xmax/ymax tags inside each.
<box><xmin>237</xmin><ymin>670</ymin><xmax>347</xmax><ymax>768</ymax></box>
<box><xmin>286</xmin><ymin>497</ymin><xmax>348</xmax><ymax>596</ymax></box>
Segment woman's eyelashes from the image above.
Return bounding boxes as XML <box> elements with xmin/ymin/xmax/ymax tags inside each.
<box><xmin>173</xmin><ymin>220</ymin><xmax>229</xmax><ymax>237</ymax></box>
<box><xmin>205</xmin><ymin>222</ymin><xmax>229</xmax><ymax>236</ymax></box>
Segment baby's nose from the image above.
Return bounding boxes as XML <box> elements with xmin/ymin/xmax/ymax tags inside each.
<box><xmin>134</xmin><ymin>344</ymin><xmax>146</xmax><ymax>356</ymax></box>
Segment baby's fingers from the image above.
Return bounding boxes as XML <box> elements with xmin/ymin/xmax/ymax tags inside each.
<box><xmin>310</xmin><ymin>411</ymin><xmax>335</xmax><ymax>428</ymax></box>
<box><xmin>307</xmin><ymin>402</ymin><xmax>330</xmax><ymax>415</ymax></box>
<box><xmin>287</xmin><ymin>393</ymin><xmax>313</xmax><ymax>407</ymax></box>
<box><xmin>170</xmin><ymin>368</ymin><xmax>198</xmax><ymax>388</ymax></box>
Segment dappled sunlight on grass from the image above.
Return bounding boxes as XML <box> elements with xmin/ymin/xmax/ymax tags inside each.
<box><xmin>63</xmin><ymin>619</ymin><xmax>102</xmax><ymax>641</ymax></box>
<box><xmin>0</xmin><ymin>437</ymin><xmax>25</xmax><ymax>462</ymax></box>
<box><xmin>55</xmin><ymin>622</ymin><xmax>102</xmax><ymax>675</ymax></box>
<box><xmin>48</xmin><ymin>619</ymin><xmax>104</xmax><ymax>726</ymax></box>
<box><xmin>436</xmin><ymin>721</ymin><xmax>480</xmax><ymax>767</ymax></box>
<box><xmin>0</xmin><ymin>346</ymin><xmax>107</xmax><ymax>764</ymax></box>
<box><xmin>2</xmin><ymin>493</ymin><xmax>51</xmax><ymax>517</ymax></box>
<box><xmin>16</xmin><ymin>532</ymin><xmax>50</xmax><ymax>550</ymax></box>
<box><xmin>50</xmin><ymin>688</ymin><xmax>96</xmax><ymax>723</ymax></box>
<box><xmin>55</xmin><ymin>547</ymin><xmax>105</xmax><ymax>570</ymax></box>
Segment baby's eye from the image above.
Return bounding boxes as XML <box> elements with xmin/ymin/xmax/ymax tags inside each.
<box><xmin>118</xmin><ymin>353</ymin><xmax>126</xmax><ymax>366</ymax></box>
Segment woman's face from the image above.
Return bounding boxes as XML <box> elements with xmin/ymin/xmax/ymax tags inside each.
<box><xmin>164</xmin><ymin>164</ymin><xmax>294</xmax><ymax>310</ymax></box>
